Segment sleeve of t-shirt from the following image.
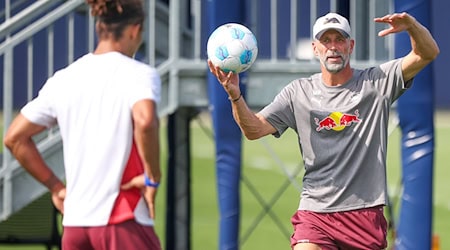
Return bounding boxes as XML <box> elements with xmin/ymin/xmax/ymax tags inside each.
<box><xmin>258</xmin><ymin>82</ymin><xmax>297</xmax><ymax>138</ymax></box>
<box><xmin>373</xmin><ymin>58</ymin><xmax>412</xmax><ymax>103</ymax></box>
<box><xmin>128</xmin><ymin>66</ymin><xmax>161</xmax><ymax>108</ymax></box>
<box><xmin>21</xmin><ymin>78</ymin><xmax>58</xmax><ymax>128</ymax></box>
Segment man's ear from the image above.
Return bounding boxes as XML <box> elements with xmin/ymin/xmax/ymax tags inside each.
<box><xmin>350</xmin><ymin>39</ymin><xmax>355</xmax><ymax>54</ymax></box>
<box><xmin>130</xmin><ymin>24</ymin><xmax>142</xmax><ymax>40</ymax></box>
<box><xmin>349</xmin><ymin>39</ymin><xmax>355</xmax><ymax>54</ymax></box>
<box><xmin>312</xmin><ymin>41</ymin><xmax>319</xmax><ymax>57</ymax></box>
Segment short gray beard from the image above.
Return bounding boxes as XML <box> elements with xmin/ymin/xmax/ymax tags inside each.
<box><xmin>319</xmin><ymin>53</ymin><xmax>349</xmax><ymax>73</ymax></box>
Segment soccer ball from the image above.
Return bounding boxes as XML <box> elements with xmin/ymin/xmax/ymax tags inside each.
<box><xmin>207</xmin><ymin>23</ymin><xmax>258</xmax><ymax>74</ymax></box>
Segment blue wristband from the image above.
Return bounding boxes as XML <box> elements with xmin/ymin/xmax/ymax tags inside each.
<box><xmin>144</xmin><ymin>174</ymin><xmax>160</xmax><ymax>188</ymax></box>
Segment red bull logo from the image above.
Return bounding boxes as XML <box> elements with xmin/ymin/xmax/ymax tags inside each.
<box><xmin>314</xmin><ymin>110</ymin><xmax>361</xmax><ymax>132</ymax></box>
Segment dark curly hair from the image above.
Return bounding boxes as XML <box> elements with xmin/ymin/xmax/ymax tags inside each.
<box><xmin>85</xmin><ymin>0</ymin><xmax>145</xmax><ymax>40</ymax></box>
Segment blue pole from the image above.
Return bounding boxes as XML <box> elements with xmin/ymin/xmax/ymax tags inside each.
<box><xmin>207</xmin><ymin>1</ymin><xmax>246</xmax><ymax>249</ymax></box>
<box><xmin>394</xmin><ymin>1</ymin><xmax>434</xmax><ymax>249</ymax></box>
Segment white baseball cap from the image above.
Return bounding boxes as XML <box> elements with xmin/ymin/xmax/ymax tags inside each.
<box><xmin>313</xmin><ymin>13</ymin><xmax>351</xmax><ymax>39</ymax></box>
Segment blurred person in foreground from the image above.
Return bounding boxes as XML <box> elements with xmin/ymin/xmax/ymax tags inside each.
<box><xmin>4</xmin><ymin>0</ymin><xmax>162</xmax><ymax>249</ymax></box>
<box><xmin>208</xmin><ymin>12</ymin><xmax>439</xmax><ymax>250</ymax></box>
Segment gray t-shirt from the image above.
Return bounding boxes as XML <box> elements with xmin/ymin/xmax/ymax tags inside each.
<box><xmin>259</xmin><ymin>58</ymin><xmax>410</xmax><ymax>212</ymax></box>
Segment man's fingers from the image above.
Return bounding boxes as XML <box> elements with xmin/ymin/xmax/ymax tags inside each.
<box><xmin>58</xmin><ymin>188</ymin><xmax>66</xmax><ymax>199</ymax></box>
<box><xmin>121</xmin><ymin>182</ymin><xmax>133</xmax><ymax>190</ymax></box>
<box><xmin>207</xmin><ymin>59</ymin><xmax>215</xmax><ymax>72</ymax></box>
<box><xmin>378</xmin><ymin>27</ymin><xmax>394</xmax><ymax>37</ymax></box>
<box><xmin>149</xmin><ymin>204</ymin><xmax>156</xmax><ymax>219</ymax></box>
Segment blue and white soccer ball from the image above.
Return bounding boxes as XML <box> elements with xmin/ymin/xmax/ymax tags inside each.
<box><xmin>207</xmin><ymin>23</ymin><xmax>258</xmax><ymax>74</ymax></box>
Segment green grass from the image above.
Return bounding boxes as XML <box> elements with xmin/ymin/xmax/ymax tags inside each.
<box><xmin>2</xmin><ymin>111</ymin><xmax>449</xmax><ymax>250</ymax></box>
<box><xmin>161</xmin><ymin>111</ymin><xmax>450</xmax><ymax>250</ymax></box>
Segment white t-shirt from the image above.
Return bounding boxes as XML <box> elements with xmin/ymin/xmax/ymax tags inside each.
<box><xmin>21</xmin><ymin>52</ymin><xmax>161</xmax><ymax>226</ymax></box>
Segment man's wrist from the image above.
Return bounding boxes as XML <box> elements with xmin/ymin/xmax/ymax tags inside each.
<box><xmin>144</xmin><ymin>173</ymin><xmax>160</xmax><ymax>188</ymax></box>
<box><xmin>228</xmin><ymin>93</ymin><xmax>242</xmax><ymax>102</ymax></box>
<box><xmin>44</xmin><ymin>174</ymin><xmax>64</xmax><ymax>193</ymax></box>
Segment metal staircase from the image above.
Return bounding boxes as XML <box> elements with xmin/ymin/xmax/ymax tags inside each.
<box><xmin>0</xmin><ymin>0</ymin><xmax>185</xmax><ymax>222</ymax></box>
<box><xmin>0</xmin><ymin>0</ymin><xmax>85</xmax><ymax>222</ymax></box>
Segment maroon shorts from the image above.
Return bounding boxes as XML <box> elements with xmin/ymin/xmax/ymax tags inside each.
<box><xmin>62</xmin><ymin>220</ymin><xmax>161</xmax><ymax>250</ymax></box>
<box><xmin>290</xmin><ymin>206</ymin><xmax>387</xmax><ymax>250</ymax></box>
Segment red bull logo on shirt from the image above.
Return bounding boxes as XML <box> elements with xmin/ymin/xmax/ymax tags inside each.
<box><xmin>314</xmin><ymin>110</ymin><xmax>361</xmax><ymax>132</ymax></box>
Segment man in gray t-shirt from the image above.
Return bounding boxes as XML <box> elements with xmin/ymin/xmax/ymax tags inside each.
<box><xmin>259</xmin><ymin>58</ymin><xmax>409</xmax><ymax>214</ymax></box>
<box><xmin>208</xmin><ymin>12</ymin><xmax>439</xmax><ymax>250</ymax></box>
